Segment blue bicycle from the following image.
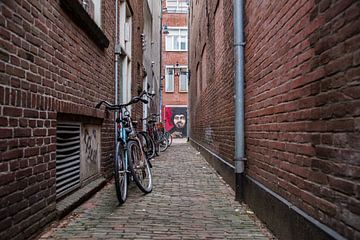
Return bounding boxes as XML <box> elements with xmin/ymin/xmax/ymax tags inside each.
<box><xmin>96</xmin><ymin>92</ymin><xmax>153</xmax><ymax>204</ymax></box>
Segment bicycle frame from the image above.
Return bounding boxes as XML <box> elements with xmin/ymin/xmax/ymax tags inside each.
<box><xmin>96</xmin><ymin>91</ymin><xmax>153</xmax><ymax>204</ymax></box>
<box><xmin>117</xmin><ymin>109</ymin><xmax>128</xmax><ymax>175</ymax></box>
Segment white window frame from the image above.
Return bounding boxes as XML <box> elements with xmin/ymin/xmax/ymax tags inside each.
<box><xmin>165</xmin><ymin>66</ymin><xmax>175</xmax><ymax>92</ymax></box>
<box><xmin>93</xmin><ymin>0</ymin><xmax>102</xmax><ymax>27</ymax></box>
<box><xmin>119</xmin><ymin>2</ymin><xmax>132</xmax><ymax>104</ymax></box>
<box><xmin>178</xmin><ymin>67</ymin><xmax>188</xmax><ymax>92</ymax></box>
<box><xmin>80</xmin><ymin>0</ymin><xmax>102</xmax><ymax>28</ymax></box>
<box><xmin>166</xmin><ymin>0</ymin><xmax>188</xmax><ymax>13</ymax></box>
<box><xmin>165</xmin><ymin>27</ymin><xmax>188</xmax><ymax>52</ymax></box>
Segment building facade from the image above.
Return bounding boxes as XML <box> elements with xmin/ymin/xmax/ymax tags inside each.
<box><xmin>143</xmin><ymin>0</ymin><xmax>162</xmax><ymax>124</ymax></box>
<box><xmin>0</xmin><ymin>0</ymin><xmax>160</xmax><ymax>239</ymax></box>
<box><xmin>161</xmin><ymin>0</ymin><xmax>189</xmax><ymax>138</ymax></box>
<box><xmin>189</xmin><ymin>1</ymin><xmax>360</xmax><ymax>240</ymax></box>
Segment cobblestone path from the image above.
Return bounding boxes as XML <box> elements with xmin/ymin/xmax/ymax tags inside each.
<box><xmin>40</xmin><ymin>142</ymin><xmax>275</xmax><ymax>239</ymax></box>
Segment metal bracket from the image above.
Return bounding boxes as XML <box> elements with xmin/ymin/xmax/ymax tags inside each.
<box><xmin>234</xmin><ymin>42</ymin><xmax>246</xmax><ymax>47</ymax></box>
<box><xmin>115</xmin><ymin>44</ymin><xmax>121</xmax><ymax>54</ymax></box>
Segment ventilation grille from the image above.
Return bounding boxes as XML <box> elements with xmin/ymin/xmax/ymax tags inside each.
<box><xmin>56</xmin><ymin>122</ymin><xmax>81</xmax><ymax>199</ymax></box>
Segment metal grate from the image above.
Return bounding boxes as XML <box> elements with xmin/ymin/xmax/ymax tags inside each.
<box><xmin>56</xmin><ymin>122</ymin><xmax>81</xmax><ymax>199</ymax></box>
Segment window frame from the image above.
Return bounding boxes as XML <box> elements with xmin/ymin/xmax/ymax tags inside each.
<box><xmin>165</xmin><ymin>27</ymin><xmax>188</xmax><ymax>52</ymax></box>
<box><xmin>178</xmin><ymin>67</ymin><xmax>188</xmax><ymax>92</ymax></box>
<box><xmin>60</xmin><ymin>0</ymin><xmax>109</xmax><ymax>48</ymax></box>
<box><xmin>165</xmin><ymin>66</ymin><xmax>175</xmax><ymax>93</ymax></box>
<box><xmin>166</xmin><ymin>0</ymin><xmax>189</xmax><ymax>13</ymax></box>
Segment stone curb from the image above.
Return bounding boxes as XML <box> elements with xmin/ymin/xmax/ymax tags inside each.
<box><xmin>56</xmin><ymin>177</ymin><xmax>108</xmax><ymax>219</ymax></box>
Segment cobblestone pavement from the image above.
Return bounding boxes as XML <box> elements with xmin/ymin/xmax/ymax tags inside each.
<box><xmin>39</xmin><ymin>142</ymin><xmax>275</xmax><ymax>239</ymax></box>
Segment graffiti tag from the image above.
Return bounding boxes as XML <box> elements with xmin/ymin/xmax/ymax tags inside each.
<box><xmin>83</xmin><ymin>128</ymin><xmax>98</xmax><ymax>163</ymax></box>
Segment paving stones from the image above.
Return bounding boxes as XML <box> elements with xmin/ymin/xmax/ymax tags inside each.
<box><xmin>39</xmin><ymin>143</ymin><xmax>275</xmax><ymax>239</ymax></box>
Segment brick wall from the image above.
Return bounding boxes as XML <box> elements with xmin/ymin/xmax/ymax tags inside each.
<box><xmin>129</xmin><ymin>0</ymin><xmax>146</xmax><ymax>120</ymax></box>
<box><xmin>0</xmin><ymin>0</ymin><xmax>145</xmax><ymax>239</ymax></box>
<box><xmin>161</xmin><ymin>1</ymin><xmax>188</xmax><ymax>110</ymax></box>
<box><xmin>189</xmin><ymin>0</ymin><xmax>235</xmax><ymax>162</ymax></box>
<box><xmin>245</xmin><ymin>1</ymin><xmax>359</xmax><ymax>238</ymax></box>
<box><xmin>189</xmin><ymin>0</ymin><xmax>360</xmax><ymax>239</ymax></box>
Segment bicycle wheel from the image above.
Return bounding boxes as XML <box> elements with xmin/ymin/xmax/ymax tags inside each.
<box><xmin>153</xmin><ymin>130</ymin><xmax>160</xmax><ymax>155</ymax></box>
<box><xmin>114</xmin><ymin>141</ymin><xmax>127</xmax><ymax>204</ymax></box>
<box><xmin>127</xmin><ymin>140</ymin><xmax>153</xmax><ymax>193</ymax></box>
<box><xmin>164</xmin><ymin>131</ymin><xmax>173</xmax><ymax>146</ymax></box>
<box><xmin>138</xmin><ymin>131</ymin><xmax>155</xmax><ymax>159</ymax></box>
<box><xmin>158</xmin><ymin>132</ymin><xmax>169</xmax><ymax>152</ymax></box>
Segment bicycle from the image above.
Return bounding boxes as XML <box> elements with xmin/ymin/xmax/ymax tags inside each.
<box><xmin>96</xmin><ymin>92</ymin><xmax>153</xmax><ymax>204</ymax></box>
<box><xmin>162</xmin><ymin>121</ymin><xmax>173</xmax><ymax>147</ymax></box>
<box><xmin>142</xmin><ymin>113</ymin><xmax>169</xmax><ymax>154</ymax></box>
<box><xmin>154</xmin><ymin>120</ymin><xmax>169</xmax><ymax>152</ymax></box>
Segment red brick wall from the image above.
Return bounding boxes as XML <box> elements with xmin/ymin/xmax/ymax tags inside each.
<box><xmin>161</xmin><ymin>3</ymin><xmax>188</xmax><ymax>110</ymax></box>
<box><xmin>245</xmin><ymin>1</ymin><xmax>359</xmax><ymax>238</ymax></box>
<box><xmin>189</xmin><ymin>0</ymin><xmax>360</xmax><ymax>238</ymax></box>
<box><xmin>0</xmin><ymin>0</ymin><xmax>145</xmax><ymax>239</ymax></box>
<box><xmin>189</xmin><ymin>0</ymin><xmax>235</xmax><ymax>162</ymax></box>
<box><xmin>129</xmin><ymin>0</ymin><xmax>146</xmax><ymax>119</ymax></box>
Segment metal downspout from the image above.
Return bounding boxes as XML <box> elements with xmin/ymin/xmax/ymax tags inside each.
<box><xmin>187</xmin><ymin>3</ymin><xmax>190</xmax><ymax>141</ymax></box>
<box><xmin>159</xmin><ymin>3</ymin><xmax>163</xmax><ymax>120</ymax></box>
<box><xmin>114</xmin><ymin>0</ymin><xmax>120</xmax><ymax>144</ymax></box>
<box><xmin>233</xmin><ymin>0</ymin><xmax>246</xmax><ymax>201</ymax></box>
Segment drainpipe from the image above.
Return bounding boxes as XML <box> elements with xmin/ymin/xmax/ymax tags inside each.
<box><xmin>186</xmin><ymin>3</ymin><xmax>190</xmax><ymax>141</ymax></box>
<box><xmin>114</xmin><ymin>0</ymin><xmax>120</xmax><ymax>142</ymax></box>
<box><xmin>233</xmin><ymin>0</ymin><xmax>246</xmax><ymax>202</ymax></box>
<box><xmin>159</xmin><ymin>2</ymin><xmax>163</xmax><ymax>120</ymax></box>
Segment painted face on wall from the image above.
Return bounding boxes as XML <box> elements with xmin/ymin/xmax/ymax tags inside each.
<box><xmin>174</xmin><ymin>114</ymin><xmax>186</xmax><ymax>128</ymax></box>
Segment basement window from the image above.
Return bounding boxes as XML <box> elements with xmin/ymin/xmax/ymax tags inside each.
<box><xmin>56</xmin><ymin>122</ymin><xmax>81</xmax><ymax>199</ymax></box>
<box><xmin>56</xmin><ymin>122</ymin><xmax>102</xmax><ymax>199</ymax></box>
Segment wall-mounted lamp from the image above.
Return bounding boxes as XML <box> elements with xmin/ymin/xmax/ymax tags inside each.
<box><xmin>173</xmin><ymin>62</ymin><xmax>186</xmax><ymax>77</ymax></box>
<box><xmin>163</xmin><ymin>25</ymin><xmax>169</xmax><ymax>34</ymax></box>
<box><xmin>140</xmin><ymin>33</ymin><xmax>146</xmax><ymax>50</ymax></box>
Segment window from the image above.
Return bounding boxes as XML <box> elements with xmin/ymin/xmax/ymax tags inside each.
<box><xmin>165</xmin><ymin>68</ymin><xmax>174</xmax><ymax>92</ymax></box>
<box><xmin>165</xmin><ymin>28</ymin><xmax>188</xmax><ymax>51</ymax></box>
<box><xmin>60</xmin><ymin>0</ymin><xmax>108</xmax><ymax>48</ymax></box>
<box><xmin>166</xmin><ymin>0</ymin><xmax>188</xmax><ymax>13</ymax></box>
<box><xmin>80</xmin><ymin>0</ymin><xmax>102</xmax><ymax>27</ymax></box>
<box><xmin>179</xmin><ymin>68</ymin><xmax>188</xmax><ymax>92</ymax></box>
<box><xmin>118</xmin><ymin>2</ymin><xmax>132</xmax><ymax>103</ymax></box>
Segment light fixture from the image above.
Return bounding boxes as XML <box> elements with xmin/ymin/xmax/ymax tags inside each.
<box><xmin>163</xmin><ymin>25</ymin><xmax>169</xmax><ymax>34</ymax></box>
<box><xmin>174</xmin><ymin>62</ymin><xmax>182</xmax><ymax>76</ymax></box>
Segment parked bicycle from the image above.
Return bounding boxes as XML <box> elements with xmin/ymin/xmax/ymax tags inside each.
<box><xmin>96</xmin><ymin>91</ymin><xmax>152</xmax><ymax>204</ymax></box>
<box><xmin>163</xmin><ymin>121</ymin><xmax>173</xmax><ymax>147</ymax></box>
<box><xmin>142</xmin><ymin>113</ymin><xmax>169</xmax><ymax>154</ymax></box>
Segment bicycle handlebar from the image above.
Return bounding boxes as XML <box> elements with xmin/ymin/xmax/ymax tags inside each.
<box><xmin>96</xmin><ymin>91</ymin><xmax>149</xmax><ymax>110</ymax></box>
<box><xmin>140</xmin><ymin>113</ymin><xmax>160</xmax><ymax>121</ymax></box>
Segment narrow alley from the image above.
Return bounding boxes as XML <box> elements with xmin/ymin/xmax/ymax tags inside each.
<box><xmin>1</xmin><ymin>0</ymin><xmax>359</xmax><ymax>239</ymax></box>
<box><xmin>40</xmin><ymin>142</ymin><xmax>274</xmax><ymax>240</ymax></box>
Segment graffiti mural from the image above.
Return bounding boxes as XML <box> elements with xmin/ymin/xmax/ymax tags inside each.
<box><xmin>80</xmin><ymin>124</ymin><xmax>101</xmax><ymax>181</ymax></box>
<box><xmin>164</xmin><ymin>106</ymin><xmax>187</xmax><ymax>138</ymax></box>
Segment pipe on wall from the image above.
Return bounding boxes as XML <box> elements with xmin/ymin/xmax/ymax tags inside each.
<box><xmin>159</xmin><ymin>3</ymin><xmax>163</xmax><ymax>120</ymax></box>
<box><xmin>114</xmin><ymin>0</ymin><xmax>120</xmax><ymax>143</ymax></box>
<box><xmin>233</xmin><ymin>0</ymin><xmax>246</xmax><ymax>201</ymax></box>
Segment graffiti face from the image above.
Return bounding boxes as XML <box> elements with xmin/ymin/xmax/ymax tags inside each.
<box><xmin>164</xmin><ymin>106</ymin><xmax>187</xmax><ymax>138</ymax></box>
<box><xmin>174</xmin><ymin>114</ymin><xmax>186</xmax><ymax>128</ymax></box>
